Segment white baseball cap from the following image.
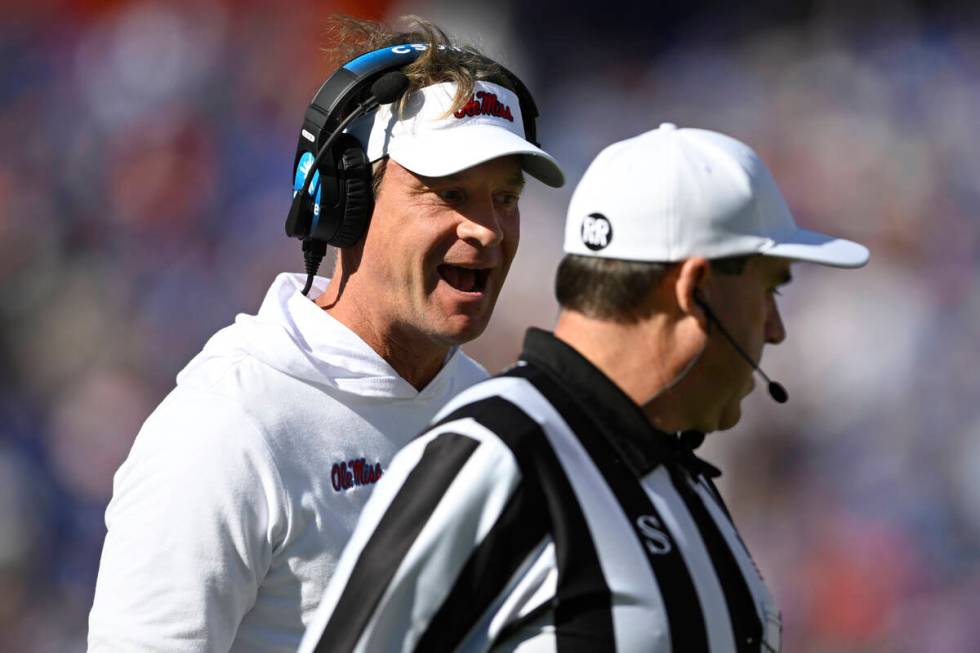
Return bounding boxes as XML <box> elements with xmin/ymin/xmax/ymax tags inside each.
<box><xmin>346</xmin><ymin>80</ymin><xmax>564</xmax><ymax>188</ymax></box>
<box><xmin>564</xmin><ymin>123</ymin><xmax>869</xmax><ymax>267</ymax></box>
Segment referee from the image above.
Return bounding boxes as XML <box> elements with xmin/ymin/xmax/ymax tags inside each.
<box><xmin>298</xmin><ymin>124</ymin><xmax>869</xmax><ymax>652</ymax></box>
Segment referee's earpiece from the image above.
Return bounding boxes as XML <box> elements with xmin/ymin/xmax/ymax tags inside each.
<box><xmin>691</xmin><ymin>288</ymin><xmax>711</xmax><ymax>327</ymax></box>
<box><xmin>692</xmin><ymin>290</ymin><xmax>789</xmax><ymax>404</ymax></box>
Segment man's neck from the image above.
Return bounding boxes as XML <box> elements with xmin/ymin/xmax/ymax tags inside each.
<box><xmin>553</xmin><ymin>311</ymin><xmax>701</xmax><ymax>433</ymax></box>
<box><xmin>315</xmin><ymin>282</ymin><xmax>449</xmax><ymax>392</ymax></box>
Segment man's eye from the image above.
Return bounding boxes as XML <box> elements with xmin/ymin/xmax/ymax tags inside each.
<box><xmin>438</xmin><ymin>189</ymin><xmax>465</xmax><ymax>204</ymax></box>
<box><xmin>496</xmin><ymin>193</ymin><xmax>520</xmax><ymax>208</ymax></box>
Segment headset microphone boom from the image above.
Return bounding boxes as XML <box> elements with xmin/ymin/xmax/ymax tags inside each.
<box><xmin>285</xmin><ymin>71</ymin><xmax>410</xmax><ymax>296</ymax></box>
<box><xmin>694</xmin><ymin>294</ymin><xmax>789</xmax><ymax>404</ymax></box>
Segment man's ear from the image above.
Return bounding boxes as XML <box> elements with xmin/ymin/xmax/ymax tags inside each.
<box><xmin>675</xmin><ymin>257</ymin><xmax>710</xmax><ymax>326</ymax></box>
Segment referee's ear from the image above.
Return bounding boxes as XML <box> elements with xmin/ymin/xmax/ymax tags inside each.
<box><xmin>675</xmin><ymin>257</ymin><xmax>710</xmax><ymax>328</ymax></box>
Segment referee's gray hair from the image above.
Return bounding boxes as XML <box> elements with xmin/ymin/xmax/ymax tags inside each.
<box><xmin>555</xmin><ymin>254</ymin><xmax>750</xmax><ymax>323</ymax></box>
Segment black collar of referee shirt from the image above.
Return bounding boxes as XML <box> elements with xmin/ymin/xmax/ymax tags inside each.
<box><xmin>519</xmin><ymin>328</ymin><xmax>721</xmax><ymax>480</ymax></box>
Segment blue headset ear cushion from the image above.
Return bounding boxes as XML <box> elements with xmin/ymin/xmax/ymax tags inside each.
<box><xmin>284</xmin><ymin>150</ymin><xmax>321</xmax><ymax>239</ymax></box>
<box><xmin>329</xmin><ymin>139</ymin><xmax>374</xmax><ymax>248</ymax></box>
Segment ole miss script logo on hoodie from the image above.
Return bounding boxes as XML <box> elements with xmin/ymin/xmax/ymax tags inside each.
<box><xmin>331</xmin><ymin>458</ymin><xmax>383</xmax><ymax>492</ymax></box>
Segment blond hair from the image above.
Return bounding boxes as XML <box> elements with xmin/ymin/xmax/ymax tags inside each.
<box><xmin>322</xmin><ymin>15</ymin><xmax>514</xmax><ymax>115</ymax></box>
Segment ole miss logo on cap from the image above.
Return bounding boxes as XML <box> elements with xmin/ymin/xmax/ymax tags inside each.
<box><xmin>581</xmin><ymin>213</ymin><xmax>613</xmax><ymax>250</ymax></box>
<box><xmin>454</xmin><ymin>91</ymin><xmax>514</xmax><ymax>122</ymax></box>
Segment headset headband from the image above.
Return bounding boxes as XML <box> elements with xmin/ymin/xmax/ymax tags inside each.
<box><xmin>299</xmin><ymin>44</ymin><xmax>539</xmax><ymax>152</ymax></box>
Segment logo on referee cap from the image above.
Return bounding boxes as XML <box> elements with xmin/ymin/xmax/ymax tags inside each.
<box><xmin>581</xmin><ymin>213</ymin><xmax>612</xmax><ymax>251</ymax></box>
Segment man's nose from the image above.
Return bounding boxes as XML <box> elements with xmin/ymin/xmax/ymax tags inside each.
<box><xmin>457</xmin><ymin>198</ymin><xmax>505</xmax><ymax>247</ymax></box>
<box><xmin>766</xmin><ymin>299</ymin><xmax>786</xmax><ymax>345</ymax></box>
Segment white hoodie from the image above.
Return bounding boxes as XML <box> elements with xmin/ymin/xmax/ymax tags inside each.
<box><xmin>88</xmin><ymin>273</ymin><xmax>488</xmax><ymax>653</ymax></box>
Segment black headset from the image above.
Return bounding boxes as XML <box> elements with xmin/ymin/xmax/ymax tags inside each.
<box><xmin>284</xmin><ymin>43</ymin><xmax>543</xmax><ymax>295</ymax></box>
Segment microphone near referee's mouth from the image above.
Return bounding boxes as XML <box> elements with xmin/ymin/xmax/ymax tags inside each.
<box><xmin>694</xmin><ymin>292</ymin><xmax>789</xmax><ymax>404</ymax></box>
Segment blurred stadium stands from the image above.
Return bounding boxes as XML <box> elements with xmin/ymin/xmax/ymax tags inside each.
<box><xmin>1</xmin><ymin>1</ymin><xmax>978</xmax><ymax>650</ymax></box>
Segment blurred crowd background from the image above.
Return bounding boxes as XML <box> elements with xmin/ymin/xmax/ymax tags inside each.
<box><xmin>2</xmin><ymin>0</ymin><xmax>979</xmax><ymax>651</ymax></box>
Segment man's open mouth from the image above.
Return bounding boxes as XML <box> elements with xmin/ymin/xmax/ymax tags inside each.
<box><xmin>438</xmin><ymin>264</ymin><xmax>491</xmax><ymax>293</ymax></box>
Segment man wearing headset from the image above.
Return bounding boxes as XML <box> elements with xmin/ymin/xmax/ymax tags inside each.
<box><xmin>87</xmin><ymin>17</ymin><xmax>563</xmax><ymax>653</ymax></box>
<box><xmin>297</xmin><ymin>124</ymin><xmax>868</xmax><ymax>652</ymax></box>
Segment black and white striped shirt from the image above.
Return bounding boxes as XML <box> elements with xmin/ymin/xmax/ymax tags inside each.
<box><xmin>299</xmin><ymin>329</ymin><xmax>781</xmax><ymax>652</ymax></box>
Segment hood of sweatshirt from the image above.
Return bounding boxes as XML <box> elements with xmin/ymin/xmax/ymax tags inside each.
<box><xmin>176</xmin><ymin>273</ymin><xmax>486</xmax><ymax>400</ymax></box>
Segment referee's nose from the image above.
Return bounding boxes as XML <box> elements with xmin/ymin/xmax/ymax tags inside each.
<box><xmin>765</xmin><ymin>295</ymin><xmax>786</xmax><ymax>345</ymax></box>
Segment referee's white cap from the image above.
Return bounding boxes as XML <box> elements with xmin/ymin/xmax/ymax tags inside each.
<box><xmin>347</xmin><ymin>80</ymin><xmax>565</xmax><ymax>188</ymax></box>
<box><xmin>563</xmin><ymin>123</ymin><xmax>868</xmax><ymax>267</ymax></box>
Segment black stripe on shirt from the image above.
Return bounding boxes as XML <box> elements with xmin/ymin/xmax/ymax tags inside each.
<box><xmin>669</xmin><ymin>468</ymin><xmax>763</xmax><ymax>652</ymax></box>
<box><xmin>414</xmin><ymin>480</ymin><xmax>549</xmax><ymax>651</ymax></box>
<box><xmin>510</xmin><ymin>364</ymin><xmax>711</xmax><ymax>653</ymax></box>
<box><xmin>454</xmin><ymin>396</ymin><xmax>616</xmax><ymax>653</ymax></box>
<box><xmin>314</xmin><ymin>432</ymin><xmax>480</xmax><ymax>653</ymax></box>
